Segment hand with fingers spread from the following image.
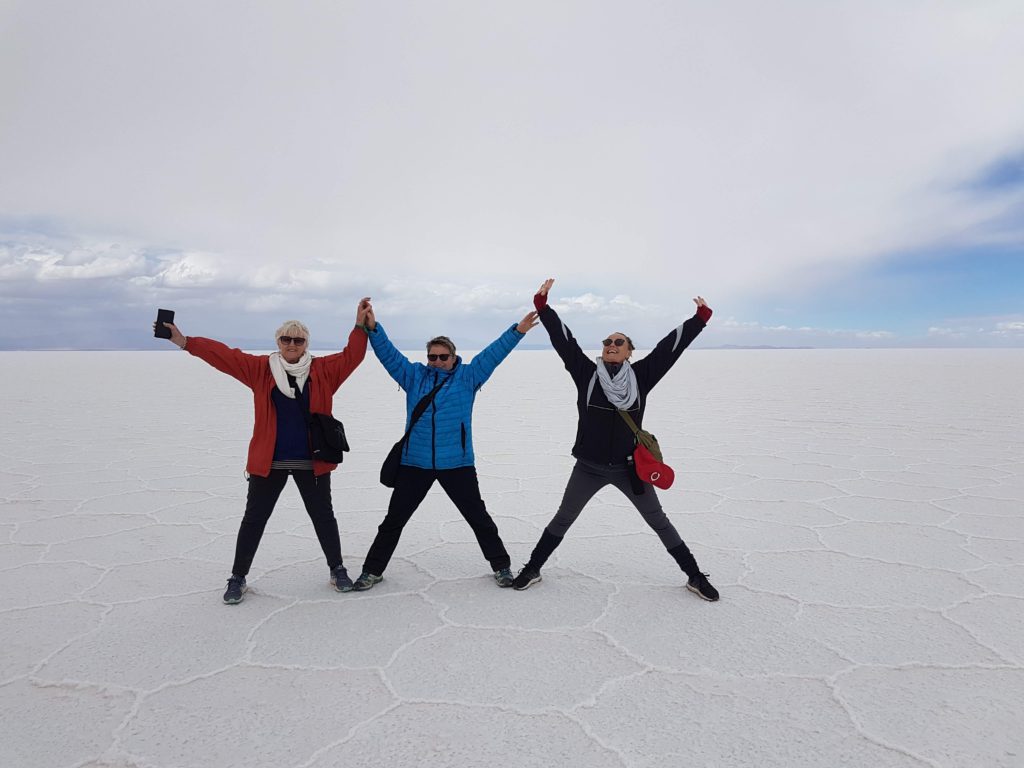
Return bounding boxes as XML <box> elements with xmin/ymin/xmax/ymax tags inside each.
<box><xmin>516</xmin><ymin>311</ymin><xmax>540</xmax><ymax>334</ymax></box>
<box><xmin>534</xmin><ymin>278</ymin><xmax>555</xmax><ymax>311</ymax></box>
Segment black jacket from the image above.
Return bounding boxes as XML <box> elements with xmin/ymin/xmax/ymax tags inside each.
<box><xmin>539</xmin><ymin>305</ymin><xmax>706</xmax><ymax>464</ymax></box>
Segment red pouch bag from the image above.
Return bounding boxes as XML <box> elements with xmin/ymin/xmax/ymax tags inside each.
<box><xmin>618</xmin><ymin>409</ymin><xmax>676</xmax><ymax>490</ymax></box>
<box><xmin>633</xmin><ymin>442</ymin><xmax>675</xmax><ymax>489</ymax></box>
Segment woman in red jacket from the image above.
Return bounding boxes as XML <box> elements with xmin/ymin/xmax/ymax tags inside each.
<box><xmin>157</xmin><ymin>299</ymin><xmax>369</xmax><ymax>604</ymax></box>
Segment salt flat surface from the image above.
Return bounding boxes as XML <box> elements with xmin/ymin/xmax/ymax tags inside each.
<box><xmin>2</xmin><ymin>348</ymin><xmax>1023</xmax><ymax>768</ymax></box>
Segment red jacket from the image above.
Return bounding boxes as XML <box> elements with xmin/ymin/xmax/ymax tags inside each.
<box><xmin>186</xmin><ymin>327</ymin><xmax>367</xmax><ymax>477</ymax></box>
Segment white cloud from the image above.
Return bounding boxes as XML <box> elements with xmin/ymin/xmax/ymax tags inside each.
<box><xmin>1</xmin><ymin>2</ymin><xmax>1022</xmax><ymax>304</ymax></box>
<box><xmin>553</xmin><ymin>294</ymin><xmax>651</xmax><ymax>316</ymax></box>
<box><xmin>1</xmin><ymin>2</ymin><xmax>1023</xmax><ymax>348</ymax></box>
<box><xmin>0</xmin><ymin>243</ymin><xmax>146</xmax><ymax>281</ymax></box>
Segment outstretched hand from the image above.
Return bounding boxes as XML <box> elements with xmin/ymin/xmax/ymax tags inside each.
<box><xmin>692</xmin><ymin>295</ymin><xmax>712</xmax><ymax>323</ymax></box>
<box><xmin>516</xmin><ymin>311</ymin><xmax>540</xmax><ymax>334</ymax></box>
<box><xmin>534</xmin><ymin>278</ymin><xmax>555</xmax><ymax>311</ymax></box>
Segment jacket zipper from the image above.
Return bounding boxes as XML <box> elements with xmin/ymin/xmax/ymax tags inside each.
<box><xmin>431</xmin><ymin>370</ymin><xmax>438</xmax><ymax>469</ymax></box>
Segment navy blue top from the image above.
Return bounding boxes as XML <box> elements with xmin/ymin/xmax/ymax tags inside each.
<box><xmin>271</xmin><ymin>382</ymin><xmax>311</xmax><ymax>461</ymax></box>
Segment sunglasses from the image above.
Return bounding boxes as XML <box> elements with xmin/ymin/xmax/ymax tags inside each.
<box><xmin>427</xmin><ymin>354</ymin><xmax>451</xmax><ymax>362</ymax></box>
<box><xmin>602</xmin><ymin>338</ymin><xmax>627</xmax><ymax>347</ymax></box>
<box><xmin>278</xmin><ymin>336</ymin><xmax>307</xmax><ymax>346</ymax></box>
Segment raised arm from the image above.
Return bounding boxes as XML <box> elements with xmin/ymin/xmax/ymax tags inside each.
<box><xmin>632</xmin><ymin>296</ymin><xmax>713</xmax><ymax>390</ymax></box>
<box><xmin>465</xmin><ymin>311</ymin><xmax>537</xmax><ymax>389</ymax></box>
<box><xmin>362</xmin><ymin>302</ymin><xmax>418</xmax><ymax>391</ymax></box>
<box><xmin>155</xmin><ymin>321</ymin><xmax>266</xmax><ymax>389</ymax></box>
<box><xmin>533</xmin><ymin>278</ymin><xmax>594</xmax><ymax>385</ymax></box>
<box><xmin>317</xmin><ymin>298</ymin><xmax>371</xmax><ymax>390</ymax></box>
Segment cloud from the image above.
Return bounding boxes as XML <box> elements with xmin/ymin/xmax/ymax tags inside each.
<box><xmin>1</xmin><ymin>3</ymin><xmax>1023</xmax><ymax>348</ymax></box>
<box><xmin>717</xmin><ymin>318</ymin><xmax>901</xmax><ymax>346</ymax></box>
<box><xmin>993</xmin><ymin>320</ymin><xmax>1024</xmax><ymax>337</ymax></box>
<box><xmin>1</xmin><ymin>242</ymin><xmax>147</xmax><ymax>281</ymax></box>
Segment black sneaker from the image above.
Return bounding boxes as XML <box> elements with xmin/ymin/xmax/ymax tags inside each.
<box><xmin>511</xmin><ymin>566</ymin><xmax>541</xmax><ymax>591</ymax></box>
<box><xmin>686</xmin><ymin>572</ymin><xmax>719</xmax><ymax>602</ymax></box>
<box><xmin>223</xmin><ymin>575</ymin><xmax>247</xmax><ymax>604</ymax></box>
<box><xmin>352</xmin><ymin>572</ymin><xmax>383</xmax><ymax>591</ymax></box>
<box><xmin>493</xmin><ymin>567</ymin><xmax>514</xmax><ymax>588</ymax></box>
<box><xmin>330</xmin><ymin>565</ymin><xmax>354</xmax><ymax>593</ymax></box>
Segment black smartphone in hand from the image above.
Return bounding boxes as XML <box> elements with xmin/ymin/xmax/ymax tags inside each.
<box><xmin>154</xmin><ymin>308</ymin><xmax>175</xmax><ymax>339</ymax></box>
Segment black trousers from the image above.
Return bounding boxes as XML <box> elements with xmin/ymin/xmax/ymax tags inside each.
<box><xmin>362</xmin><ymin>465</ymin><xmax>511</xmax><ymax>576</ymax></box>
<box><xmin>231</xmin><ymin>470</ymin><xmax>343</xmax><ymax>576</ymax></box>
<box><xmin>546</xmin><ymin>459</ymin><xmax>684</xmax><ymax>549</ymax></box>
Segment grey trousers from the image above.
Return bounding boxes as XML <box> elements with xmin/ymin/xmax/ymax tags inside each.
<box><xmin>545</xmin><ymin>459</ymin><xmax>683</xmax><ymax>549</ymax></box>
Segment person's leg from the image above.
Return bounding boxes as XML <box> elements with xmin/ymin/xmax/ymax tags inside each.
<box><xmin>224</xmin><ymin>471</ymin><xmax>289</xmax><ymax>603</ymax></box>
<box><xmin>292</xmin><ymin>471</ymin><xmax>343</xmax><ymax>568</ymax></box>
<box><xmin>609</xmin><ymin>470</ymin><xmax>719</xmax><ymax>601</ymax></box>
<box><xmin>292</xmin><ymin>470</ymin><xmax>353</xmax><ymax>592</ymax></box>
<box><xmin>512</xmin><ymin>461</ymin><xmax>609</xmax><ymax>590</ymax></box>
<box><xmin>607</xmin><ymin>470</ymin><xmax>683</xmax><ymax>550</ymax></box>
<box><xmin>359</xmin><ymin>466</ymin><xmax>435</xmax><ymax>578</ymax></box>
<box><xmin>231</xmin><ymin>470</ymin><xmax>289</xmax><ymax>576</ymax></box>
<box><xmin>437</xmin><ymin>466</ymin><xmax>510</xmax><ymax>573</ymax></box>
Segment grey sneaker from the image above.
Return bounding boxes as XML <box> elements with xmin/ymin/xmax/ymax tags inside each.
<box><xmin>223</xmin><ymin>575</ymin><xmax>247</xmax><ymax>604</ymax></box>
<box><xmin>352</xmin><ymin>572</ymin><xmax>383</xmax><ymax>591</ymax></box>
<box><xmin>686</xmin><ymin>572</ymin><xmax>720</xmax><ymax>602</ymax></box>
<box><xmin>511</xmin><ymin>566</ymin><xmax>542</xmax><ymax>591</ymax></box>
<box><xmin>330</xmin><ymin>565</ymin><xmax>354</xmax><ymax>593</ymax></box>
<box><xmin>493</xmin><ymin>567</ymin><xmax>514</xmax><ymax>588</ymax></box>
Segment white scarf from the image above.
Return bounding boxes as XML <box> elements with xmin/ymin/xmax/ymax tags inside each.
<box><xmin>268</xmin><ymin>351</ymin><xmax>312</xmax><ymax>398</ymax></box>
<box><xmin>595</xmin><ymin>357</ymin><xmax>639</xmax><ymax>409</ymax></box>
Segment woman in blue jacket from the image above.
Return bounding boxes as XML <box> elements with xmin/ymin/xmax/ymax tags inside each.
<box><xmin>352</xmin><ymin>301</ymin><xmax>539</xmax><ymax>590</ymax></box>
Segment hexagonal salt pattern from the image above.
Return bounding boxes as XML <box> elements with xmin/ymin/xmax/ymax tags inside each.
<box><xmin>0</xmin><ymin>679</ymin><xmax>135</xmax><ymax>768</ymax></box>
<box><xmin>307</xmin><ymin>703</ymin><xmax>624</xmax><ymax>768</ymax></box>
<box><xmin>2</xmin><ymin>348</ymin><xmax>1023</xmax><ymax>766</ymax></box>
<box><xmin>835</xmin><ymin>667</ymin><xmax>1024</xmax><ymax>767</ymax></box>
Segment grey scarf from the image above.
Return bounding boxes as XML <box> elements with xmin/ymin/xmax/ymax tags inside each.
<box><xmin>595</xmin><ymin>357</ymin><xmax>639</xmax><ymax>409</ymax></box>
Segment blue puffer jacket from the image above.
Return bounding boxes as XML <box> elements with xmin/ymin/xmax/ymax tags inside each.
<box><xmin>368</xmin><ymin>322</ymin><xmax>525</xmax><ymax>469</ymax></box>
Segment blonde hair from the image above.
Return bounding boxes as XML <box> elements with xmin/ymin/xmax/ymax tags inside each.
<box><xmin>274</xmin><ymin>320</ymin><xmax>310</xmax><ymax>346</ymax></box>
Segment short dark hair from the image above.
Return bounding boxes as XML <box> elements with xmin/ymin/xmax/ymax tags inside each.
<box><xmin>427</xmin><ymin>335</ymin><xmax>456</xmax><ymax>356</ymax></box>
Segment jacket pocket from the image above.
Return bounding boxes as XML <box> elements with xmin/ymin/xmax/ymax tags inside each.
<box><xmin>461</xmin><ymin>423</ymin><xmax>467</xmax><ymax>453</ymax></box>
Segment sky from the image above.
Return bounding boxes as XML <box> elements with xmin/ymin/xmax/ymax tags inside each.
<box><xmin>1</xmin><ymin>0</ymin><xmax>1023</xmax><ymax>350</ymax></box>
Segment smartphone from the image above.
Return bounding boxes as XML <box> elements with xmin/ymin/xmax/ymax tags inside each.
<box><xmin>154</xmin><ymin>308</ymin><xmax>175</xmax><ymax>339</ymax></box>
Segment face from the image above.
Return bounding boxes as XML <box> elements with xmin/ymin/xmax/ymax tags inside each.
<box><xmin>601</xmin><ymin>333</ymin><xmax>632</xmax><ymax>364</ymax></box>
<box><xmin>277</xmin><ymin>333</ymin><xmax>307</xmax><ymax>364</ymax></box>
<box><xmin>427</xmin><ymin>343</ymin><xmax>456</xmax><ymax>371</ymax></box>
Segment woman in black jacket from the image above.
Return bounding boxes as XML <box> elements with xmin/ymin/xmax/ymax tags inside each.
<box><xmin>511</xmin><ymin>279</ymin><xmax>719</xmax><ymax>601</ymax></box>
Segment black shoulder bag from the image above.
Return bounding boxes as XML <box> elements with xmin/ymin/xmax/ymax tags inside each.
<box><xmin>380</xmin><ymin>375</ymin><xmax>450</xmax><ymax>487</ymax></box>
<box><xmin>287</xmin><ymin>374</ymin><xmax>350</xmax><ymax>464</ymax></box>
